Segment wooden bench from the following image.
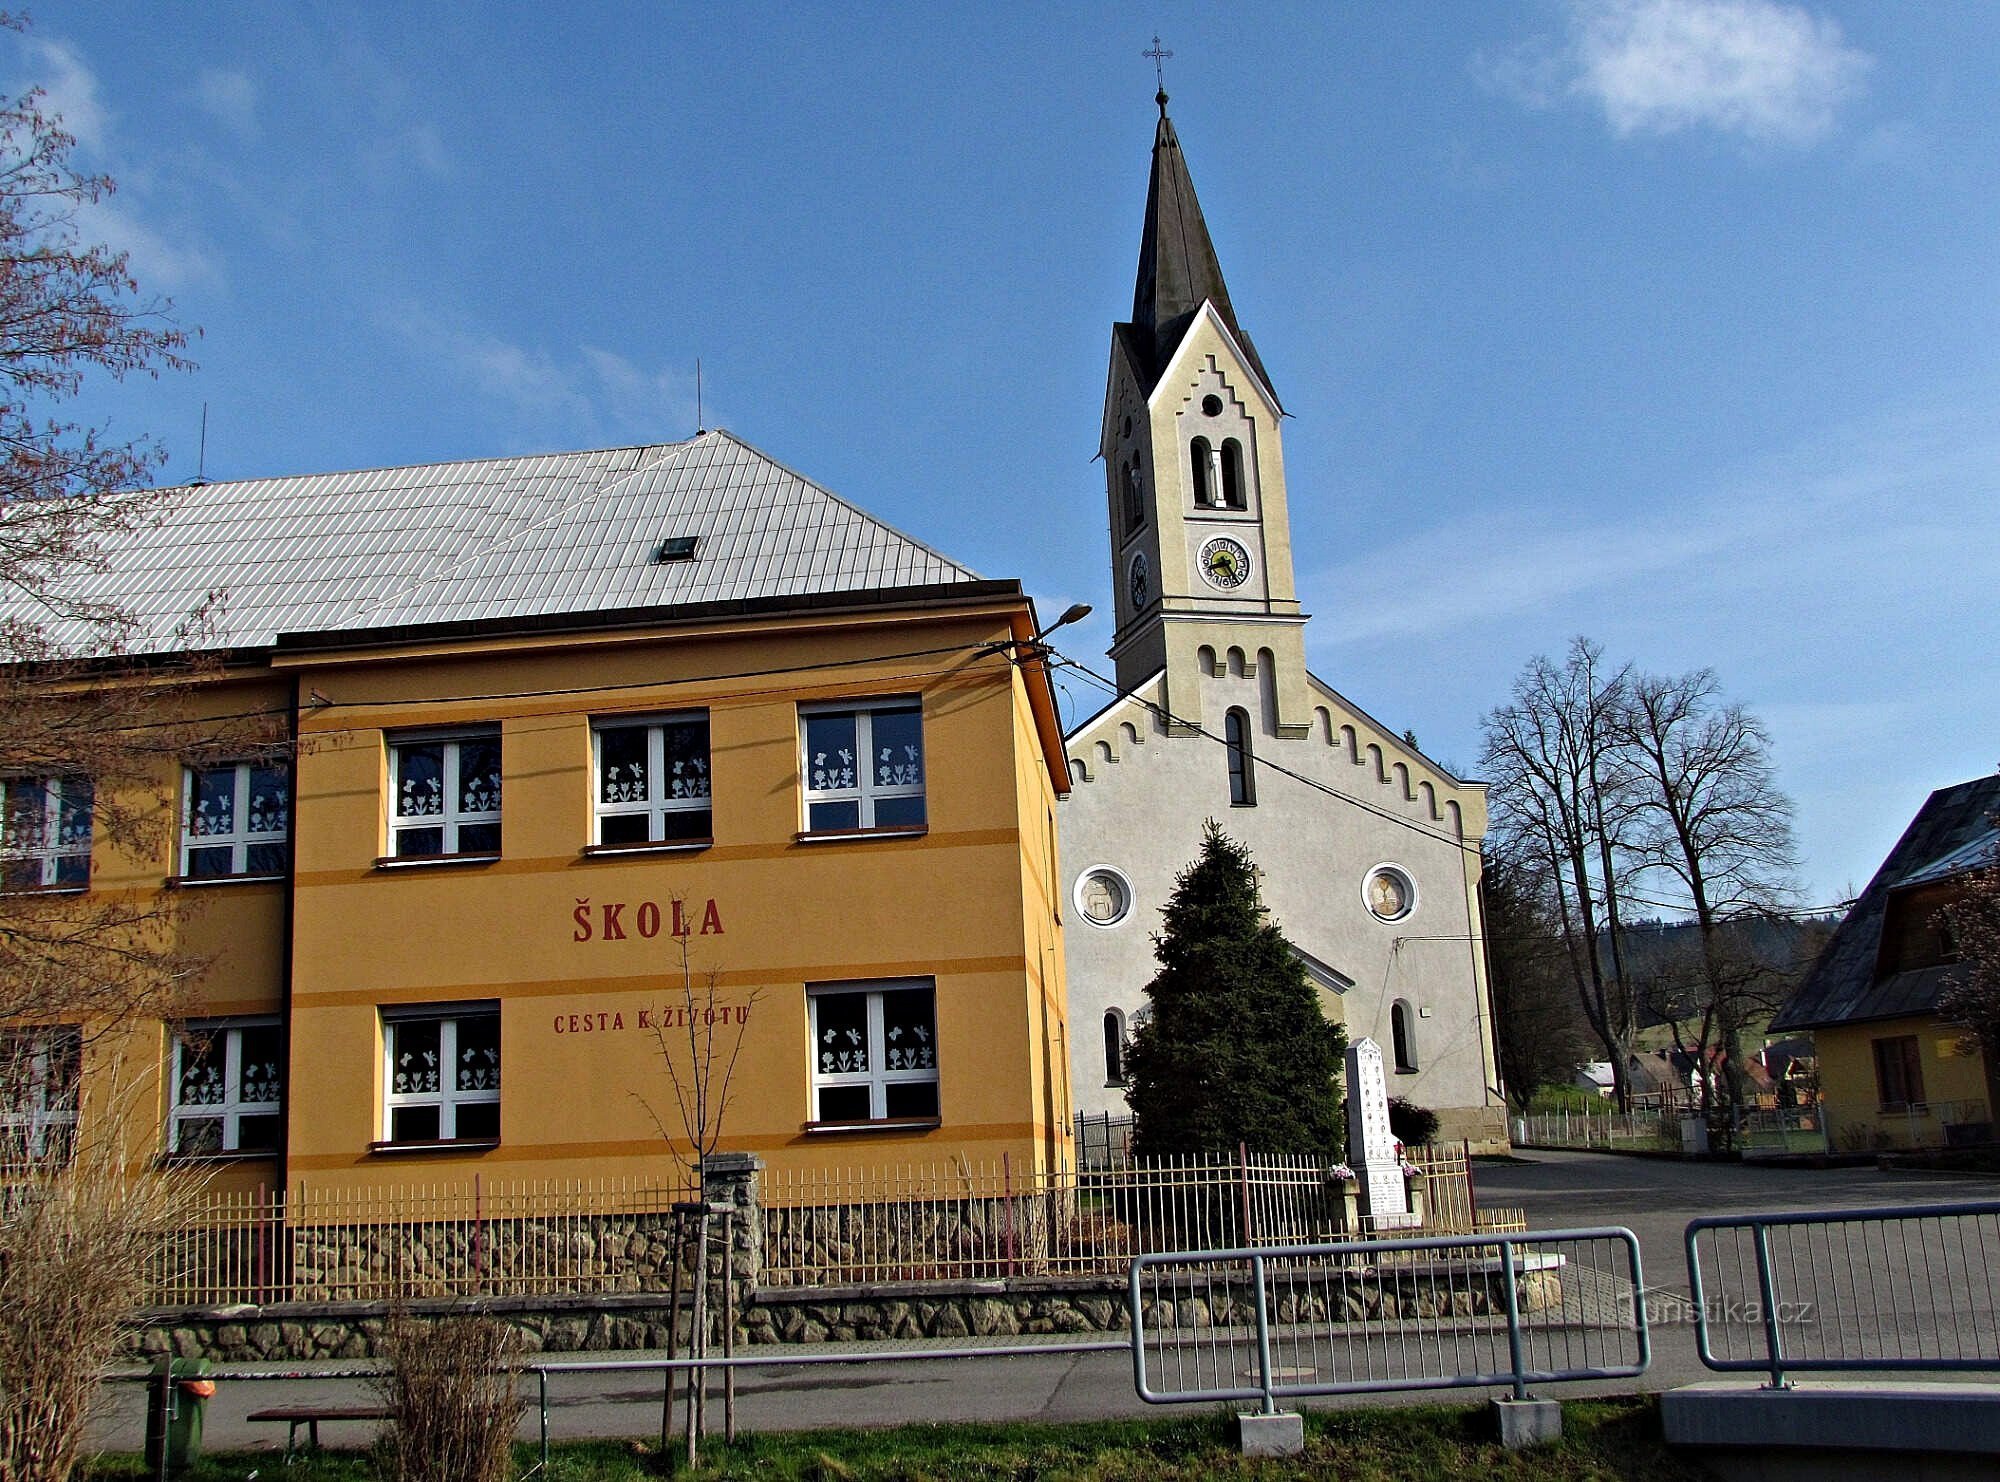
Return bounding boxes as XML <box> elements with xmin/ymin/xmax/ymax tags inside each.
<box><xmin>246</xmin><ymin>1404</ymin><xmax>393</xmax><ymax>1463</ymax></box>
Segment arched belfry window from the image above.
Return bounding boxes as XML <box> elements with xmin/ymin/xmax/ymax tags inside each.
<box><xmin>1225</xmin><ymin>707</ymin><xmax>1256</xmax><ymax>806</ymax></box>
<box><xmin>1189</xmin><ymin>437</ymin><xmax>1213</xmax><ymax>506</ymax></box>
<box><xmin>1221</xmin><ymin>440</ymin><xmax>1246</xmax><ymax>510</ymax></box>
<box><xmin>1391</xmin><ymin>1000</ymin><xmax>1418</xmax><ymax>1072</ymax></box>
<box><xmin>1122</xmin><ymin>460</ymin><xmax>1144</xmax><ymax>533</ymax></box>
<box><xmin>1103</xmin><ymin>1009</ymin><xmax>1127</xmax><ymax>1085</ymax></box>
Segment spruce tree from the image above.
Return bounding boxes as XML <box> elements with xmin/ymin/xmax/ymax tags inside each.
<box><xmin>1125</xmin><ymin>821</ymin><xmax>1346</xmax><ymax>1156</ymax></box>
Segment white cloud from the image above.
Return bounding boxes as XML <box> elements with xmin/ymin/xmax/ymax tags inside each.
<box><xmin>5</xmin><ymin>34</ymin><xmax>217</xmax><ymax>290</ymax></box>
<box><xmin>1310</xmin><ymin>392</ymin><xmax>2000</xmax><ymax>650</ymax></box>
<box><xmin>20</xmin><ymin>36</ymin><xmax>107</xmax><ymax>150</ymax></box>
<box><xmin>386</xmin><ymin>307</ymin><xmax>700</xmax><ymax>446</ymax></box>
<box><xmin>193</xmin><ymin>67</ymin><xmax>258</xmax><ymax>138</ymax></box>
<box><xmin>1481</xmin><ymin>0</ymin><xmax>1871</xmax><ymax>145</ymax></box>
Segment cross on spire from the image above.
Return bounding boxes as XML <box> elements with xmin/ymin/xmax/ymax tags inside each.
<box><xmin>1143</xmin><ymin>35</ymin><xmax>1172</xmax><ymax>107</ymax></box>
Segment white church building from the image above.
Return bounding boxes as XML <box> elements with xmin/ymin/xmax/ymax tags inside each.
<box><xmin>1059</xmin><ymin>94</ymin><xmax>1506</xmax><ymax>1151</ymax></box>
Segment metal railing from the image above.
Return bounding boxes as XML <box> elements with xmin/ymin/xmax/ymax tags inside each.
<box><xmin>1513</xmin><ymin>1110</ymin><xmax>1684</xmax><ymax>1152</ymax></box>
<box><xmin>1685</xmin><ymin>1198</ymin><xmax>2000</xmax><ymax>1388</ymax></box>
<box><xmin>761</xmin><ymin>1146</ymin><xmax>1510</xmax><ymax>1287</ymax></box>
<box><xmin>148</xmin><ymin>1175</ymin><xmax>696</xmax><ymax>1307</ymax></box>
<box><xmin>1128</xmin><ymin>1226</ymin><xmax>1648</xmax><ymax>1411</ymax></box>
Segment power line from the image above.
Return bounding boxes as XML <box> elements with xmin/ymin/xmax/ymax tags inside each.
<box><xmin>1045</xmin><ymin>650</ymin><xmax>1483</xmax><ymax>858</ymax></box>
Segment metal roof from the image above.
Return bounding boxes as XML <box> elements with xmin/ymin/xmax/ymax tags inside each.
<box><xmin>13</xmin><ymin>431</ymin><xmax>983</xmax><ymax>656</ymax></box>
<box><xmin>1771</xmin><ymin>774</ymin><xmax>2000</xmax><ymax>1032</ymax></box>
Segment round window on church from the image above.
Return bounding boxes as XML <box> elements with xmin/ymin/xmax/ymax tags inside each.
<box><xmin>1201</xmin><ymin>395</ymin><xmax>1223</xmax><ymax>417</ymax></box>
<box><xmin>1363</xmin><ymin>864</ymin><xmax>1416</xmax><ymax>923</ymax></box>
<box><xmin>1075</xmin><ymin>867</ymin><xmax>1133</xmax><ymax>928</ymax></box>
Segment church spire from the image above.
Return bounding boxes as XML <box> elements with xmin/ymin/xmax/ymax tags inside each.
<box><xmin>1126</xmin><ymin>97</ymin><xmax>1276</xmax><ymax>403</ymax></box>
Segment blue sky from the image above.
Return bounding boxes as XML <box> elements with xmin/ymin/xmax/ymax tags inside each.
<box><xmin>16</xmin><ymin>2</ymin><xmax>1998</xmax><ymax>909</ymax></box>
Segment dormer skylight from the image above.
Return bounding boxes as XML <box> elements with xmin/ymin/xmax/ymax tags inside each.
<box><xmin>654</xmin><ymin>535</ymin><xmax>699</xmax><ymax>563</ymax></box>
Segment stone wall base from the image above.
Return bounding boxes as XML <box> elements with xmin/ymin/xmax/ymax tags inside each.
<box><xmin>127</xmin><ymin>1265</ymin><xmax>1558</xmax><ymax>1362</ymax></box>
<box><xmin>1434</xmin><ymin>1104</ymin><xmax>1513</xmax><ymax>1155</ymax></box>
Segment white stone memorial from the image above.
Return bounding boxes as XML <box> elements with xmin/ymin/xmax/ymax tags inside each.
<box><xmin>1345</xmin><ymin>1037</ymin><xmax>1417</xmax><ymax>1229</ymax></box>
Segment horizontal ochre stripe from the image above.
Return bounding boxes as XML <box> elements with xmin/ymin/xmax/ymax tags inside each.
<box><xmin>284</xmin><ymin>1121</ymin><xmax>1053</xmax><ymax>1171</ymax></box>
<box><xmin>292</xmin><ymin>826</ymin><xmax>1021</xmax><ymax>888</ymax></box>
<box><xmin>291</xmin><ymin>956</ymin><xmax>1032</xmax><ymax>1009</ymax></box>
<box><xmin>299</xmin><ymin>668</ymin><xmax>1001</xmax><ymax>732</ymax></box>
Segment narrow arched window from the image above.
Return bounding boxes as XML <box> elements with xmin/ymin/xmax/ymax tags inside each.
<box><xmin>1103</xmin><ymin>1009</ymin><xmax>1127</xmax><ymax>1085</ymax></box>
<box><xmin>1189</xmin><ymin>437</ymin><xmax>1213</xmax><ymax>506</ymax></box>
<box><xmin>1122</xmin><ymin>460</ymin><xmax>1144</xmax><ymax>532</ymax></box>
<box><xmin>1221</xmin><ymin>439</ymin><xmax>1246</xmax><ymax>509</ymax></box>
<box><xmin>1225</xmin><ymin>707</ymin><xmax>1255</xmax><ymax>806</ymax></box>
<box><xmin>1391</xmin><ymin>1000</ymin><xmax>1418</xmax><ymax>1072</ymax></box>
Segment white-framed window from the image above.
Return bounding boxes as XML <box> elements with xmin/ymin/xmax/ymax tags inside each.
<box><xmin>170</xmin><ymin>1019</ymin><xmax>283</xmax><ymax>1155</ymax></box>
<box><xmin>388</xmin><ymin>732</ymin><xmax>501</xmax><ymax>858</ymax></box>
<box><xmin>181</xmin><ymin>761</ymin><xmax>290</xmax><ymax>878</ymax></box>
<box><xmin>801</xmin><ymin>702</ymin><xmax>925</xmax><ymax>832</ymax></box>
<box><xmin>0</xmin><ymin>1025</ymin><xmax>80</xmax><ymax>1163</ymax></box>
<box><xmin>593</xmin><ymin>713</ymin><xmax>712</xmax><ymax>844</ymax></box>
<box><xmin>381</xmin><ymin>1006</ymin><xmax>500</xmax><ymax>1143</ymax></box>
<box><xmin>807</xmin><ymin>980</ymin><xmax>939</xmax><ymax>1123</ymax></box>
<box><xmin>1</xmin><ymin>777</ymin><xmax>92</xmax><ymax>891</ymax></box>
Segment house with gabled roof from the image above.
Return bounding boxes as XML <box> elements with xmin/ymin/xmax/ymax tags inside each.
<box><xmin>1</xmin><ymin>429</ymin><xmax>1078</xmax><ymax>1195</ymax></box>
<box><xmin>1771</xmin><ymin>774</ymin><xmax>2000</xmax><ymax>1151</ymax></box>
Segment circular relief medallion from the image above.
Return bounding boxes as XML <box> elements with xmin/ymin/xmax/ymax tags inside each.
<box><xmin>1128</xmin><ymin>550</ymin><xmax>1151</xmax><ymax>611</ymax></box>
<box><xmin>1364</xmin><ymin>864</ymin><xmax>1416</xmax><ymax>923</ymax></box>
<box><xmin>1075</xmin><ymin>867</ymin><xmax>1133</xmax><ymax>927</ymax></box>
<box><xmin>1199</xmin><ymin>536</ymin><xmax>1252</xmax><ymax>591</ymax></box>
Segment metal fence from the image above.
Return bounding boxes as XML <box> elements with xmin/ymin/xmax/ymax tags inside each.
<box><xmin>760</xmin><ymin>1146</ymin><xmax>1521</xmax><ymax>1288</ymax></box>
<box><xmin>149</xmin><ymin>1175</ymin><xmax>696</xmax><ymax>1308</ymax></box>
<box><xmin>1685</xmin><ymin>1198</ymin><xmax>2000</xmax><ymax>1388</ymax></box>
<box><xmin>761</xmin><ymin>1153</ymin><xmax>1343</xmax><ymax>1286</ymax></box>
<box><xmin>1129</xmin><ymin>1226</ymin><xmax>1649</xmax><ymax>1409</ymax></box>
<box><xmin>1513</xmin><ymin>1110</ymin><xmax>1685</xmax><ymax>1152</ymax></box>
<box><xmin>144</xmin><ymin>1148</ymin><xmax>1522</xmax><ymax>1306</ymax></box>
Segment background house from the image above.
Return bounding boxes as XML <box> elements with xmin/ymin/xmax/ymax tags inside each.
<box><xmin>1770</xmin><ymin>774</ymin><xmax>2000</xmax><ymax>1152</ymax></box>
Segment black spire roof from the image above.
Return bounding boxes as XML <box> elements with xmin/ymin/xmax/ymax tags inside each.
<box><xmin>1117</xmin><ymin>95</ymin><xmax>1277</xmax><ymax>405</ymax></box>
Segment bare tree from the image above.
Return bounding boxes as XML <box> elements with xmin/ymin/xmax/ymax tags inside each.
<box><xmin>1480</xmin><ymin>638</ymin><xmax>1643</xmax><ymax>1107</ymax></box>
<box><xmin>0</xmin><ymin>1068</ymin><xmax>203</xmax><ymax>1482</ymax></box>
<box><xmin>1616</xmin><ymin>668</ymin><xmax>1800</xmax><ymax>1134</ymax></box>
<box><xmin>0</xmin><ymin>15</ymin><xmax>224</xmax><ymax>1037</ymax></box>
<box><xmin>631</xmin><ymin>907</ymin><xmax>762</xmax><ymax>1464</ymax></box>
<box><xmin>0</xmin><ymin>32</ymin><xmax>232</xmax><ymax>1482</ymax></box>
<box><xmin>633</xmin><ymin>908</ymin><xmax>762</xmax><ymax>1189</ymax></box>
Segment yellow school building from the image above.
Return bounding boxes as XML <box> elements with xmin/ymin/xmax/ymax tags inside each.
<box><xmin>7</xmin><ymin>432</ymin><xmax>1076</xmax><ymax>1197</ymax></box>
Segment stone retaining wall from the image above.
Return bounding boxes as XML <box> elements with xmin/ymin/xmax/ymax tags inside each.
<box><xmin>126</xmin><ymin>1265</ymin><xmax>1560</xmax><ymax>1362</ymax></box>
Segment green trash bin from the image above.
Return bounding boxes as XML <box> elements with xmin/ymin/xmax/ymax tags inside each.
<box><xmin>143</xmin><ymin>1357</ymin><xmax>214</xmax><ymax>1476</ymax></box>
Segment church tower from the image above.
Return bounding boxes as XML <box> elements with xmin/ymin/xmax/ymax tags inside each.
<box><xmin>1101</xmin><ymin>90</ymin><xmax>1314</xmax><ymax>738</ymax></box>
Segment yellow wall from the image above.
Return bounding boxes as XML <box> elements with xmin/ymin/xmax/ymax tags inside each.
<box><xmin>278</xmin><ymin>601</ymin><xmax>1069</xmax><ymax>1193</ymax></box>
<box><xmin>36</xmin><ymin>597</ymin><xmax>1073</xmax><ymax>1198</ymax></box>
<box><xmin>1815</xmin><ymin>1015</ymin><xmax>1993</xmax><ymax>1152</ymax></box>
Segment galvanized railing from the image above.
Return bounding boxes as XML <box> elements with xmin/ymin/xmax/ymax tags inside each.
<box><xmin>148</xmin><ymin>1175</ymin><xmax>696</xmax><ymax>1307</ymax></box>
<box><xmin>1129</xmin><ymin>1226</ymin><xmax>1648</xmax><ymax>1410</ymax></box>
<box><xmin>1685</xmin><ymin>1198</ymin><xmax>2000</xmax><ymax>1388</ymax></box>
<box><xmin>761</xmin><ymin>1146</ymin><xmax>1508</xmax><ymax>1286</ymax></box>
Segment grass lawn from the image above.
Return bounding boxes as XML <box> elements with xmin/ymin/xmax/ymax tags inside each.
<box><xmin>83</xmin><ymin>1398</ymin><xmax>1704</xmax><ymax>1480</ymax></box>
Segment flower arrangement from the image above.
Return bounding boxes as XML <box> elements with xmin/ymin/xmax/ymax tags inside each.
<box><xmin>1327</xmin><ymin>1162</ymin><xmax>1355</xmax><ymax>1183</ymax></box>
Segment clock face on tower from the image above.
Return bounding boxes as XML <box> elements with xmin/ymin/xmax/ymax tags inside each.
<box><xmin>1128</xmin><ymin>551</ymin><xmax>1150</xmax><ymax>611</ymax></box>
<box><xmin>1199</xmin><ymin>536</ymin><xmax>1252</xmax><ymax>591</ymax></box>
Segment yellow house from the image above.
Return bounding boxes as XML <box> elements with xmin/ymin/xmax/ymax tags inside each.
<box><xmin>1771</xmin><ymin>775</ymin><xmax>1999</xmax><ymax>1152</ymax></box>
<box><xmin>3</xmin><ymin>431</ymin><xmax>1075</xmax><ymax>1198</ymax></box>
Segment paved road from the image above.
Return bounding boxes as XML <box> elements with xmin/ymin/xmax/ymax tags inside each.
<box><xmin>91</xmin><ymin>1152</ymin><xmax>2000</xmax><ymax>1456</ymax></box>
